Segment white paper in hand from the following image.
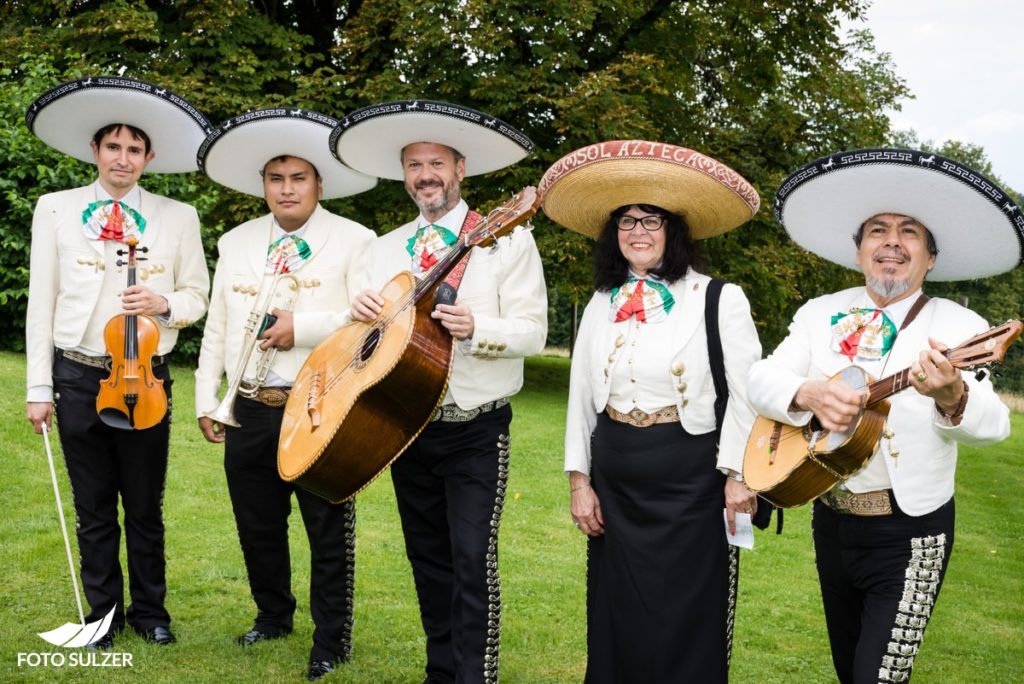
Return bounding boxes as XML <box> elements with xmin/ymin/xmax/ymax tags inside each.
<box><xmin>723</xmin><ymin>508</ymin><xmax>755</xmax><ymax>549</ymax></box>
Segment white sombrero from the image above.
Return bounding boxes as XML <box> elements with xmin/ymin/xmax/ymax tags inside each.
<box><xmin>539</xmin><ymin>140</ymin><xmax>760</xmax><ymax>239</ymax></box>
<box><xmin>331</xmin><ymin>100</ymin><xmax>534</xmax><ymax>180</ymax></box>
<box><xmin>25</xmin><ymin>76</ymin><xmax>212</xmax><ymax>173</ymax></box>
<box><xmin>198</xmin><ymin>108</ymin><xmax>376</xmax><ymax>199</ymax></box>
<box><xmin>775</xmin><ymin>148</ymin><xmax>1024</xmax><ymax>281</ymax></box>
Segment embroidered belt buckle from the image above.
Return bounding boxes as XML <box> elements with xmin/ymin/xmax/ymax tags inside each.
<box><xmin>431</xmin><ymin>397</ymin><xmax>510</xmax><ymax>423</ymax></box>
<box><xmin>243</xmin><ymin>385</ymin><xmax>290</xmax><ymax>408</ymax></box>
<box><xmin>821</xmin><ymin>488</ymin><xmax>893</xmax><ymax>516</ymax></box>
<box><xmin>605</xmin><ymin>405</ymin><xmax>679</xmax><ymax>428</ymax></box>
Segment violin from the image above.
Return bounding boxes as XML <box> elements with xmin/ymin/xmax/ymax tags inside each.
<box><xmin>96</xmin><ymin>236</ymin><xmax>168</xmax><ymax>430</ymax></box>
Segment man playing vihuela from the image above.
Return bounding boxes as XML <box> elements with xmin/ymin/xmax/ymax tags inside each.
<box><xmin>194</xmin><ymin>108</ymin><xmax>376</xmax><ymax>681</ymax></box>
<box><xmin>333</xmin><ymin>100</ymin><xmax>547</xmax><ymax>684</ymax></box>
<box><xmin>747</xmin><ymin>148</ymin><xmax>1019</xmax><ymax>683</ymax></box>
<box><xmin>24</xmin><ymin>77</ymin><xmax>211</xmax><ymax>649</ymax></box>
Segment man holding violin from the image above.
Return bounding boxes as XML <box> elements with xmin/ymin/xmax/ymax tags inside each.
<box><xmin>193</xmin><ymin>108</ymin><xmax>375</xmax><ymax>681</ymax></box>
<box><xmin>24</xmin><ymin>78</ymin><xmax>211</xmax><ymax>649</ymax></box>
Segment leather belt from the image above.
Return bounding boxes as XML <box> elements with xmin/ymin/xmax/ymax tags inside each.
<box><xmin>242</xmin><ymin>386</ymin><xmax>291</xmax><ymax>408</ymax></box>
<box><xmin>59</xmin><ymin>348</ymin><xmax>167</xmax><ymax>370</ymax></box>
<box><xmin>821</xmin><ymin>488</ymin><xmax>893</xmax><ymax>516</ymax></box>
<box><xmin>431</xmin><ymin>397</ymin><xmax>510</xmax><ymax>423</ymax></box>
<box><xmin>605</xmin><ymin>405</ymin><xmax>679</xmax><ymax>428</ymax></box>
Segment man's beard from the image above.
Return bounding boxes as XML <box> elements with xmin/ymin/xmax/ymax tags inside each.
<box><xmin>866</xmin><ymin>275</ymin><xmax>911</xmax><ymax>300</ymax></box>
<box><xmin>408</xmin><ymin>177</ymin><xmax>460</xmax><ymax>218</ymax></box>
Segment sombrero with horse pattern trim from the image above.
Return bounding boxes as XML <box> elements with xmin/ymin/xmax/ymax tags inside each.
<box><xmin>331</xmin><ymin>100</ymin><xmax>534</xmax><ymax>181</ymax></box>
<box><xmin>26</xmin><ymin>76</ymin><xmax>212</xmax><ymax>174</ymax></box>
<box><xmin>198</xmin><ymin>108</ymin><xmax>376</xmax><ymax>199</ymax></box>
<box><xmin>538</xmin><ymin>140</ymin><xmax>760</xmax><ymax>239</ymax></box>
<box><xmin>775</xmin><ymin>148</ymin><xmax>1024</xmax><ymax>281</ymax></box>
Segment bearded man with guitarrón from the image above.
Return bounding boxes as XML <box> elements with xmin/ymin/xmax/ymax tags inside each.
<box><xmin>747</xmin><ymin>148</ymin><xmax>1021</xmax><ymax>684</ymax></box>
<box><xmin>333</xmin><ymin>101</ymin><xmax>547</xmax><ymax>684</ymax></box>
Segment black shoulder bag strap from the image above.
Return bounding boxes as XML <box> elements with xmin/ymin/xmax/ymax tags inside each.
<box><xmin>705</xmin><ymin>278</ymin><xmax>782</xmax><ymax>534</ymax></box>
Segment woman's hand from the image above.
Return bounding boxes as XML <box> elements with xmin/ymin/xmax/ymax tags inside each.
<box><xmin>724</xmin><ymin>474</ymin><xmax>757</xmax><ymax>536</ymax></box>
<box><xmin>569</xmin><ymin>470</ymin><xmax>604</xmax><ymax>537</ymax></box>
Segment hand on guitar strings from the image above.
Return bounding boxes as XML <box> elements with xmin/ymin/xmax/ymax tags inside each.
<box><xmin>793</xmin><ymin>378</ymin><xmax>868</xmax><ymax>434</ymax></box>
<box><xmin>431</xmin><ymin>302</ymin><xmax>476</xmax><ymax>340</ymax></box>
<box><xmin>909</xmin><ymin>337</ymin><xmax>965</xmax><ymax>414</ymax></box>
<box><xmin>351</xmin><ymin>290</ymin><xmax>385</xmax><ymax>322</ymax></box>
<box><xmin>259</xmin><ymin>308</ymin><xmax>294</xmax><ymax>351</ymax></box>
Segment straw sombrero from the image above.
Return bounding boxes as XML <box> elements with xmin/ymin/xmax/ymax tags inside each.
<box><xmin>775</xmin><ymin>148</ymin><xmax>1024</xmax><ymax>281</ymax></box>
<box><xmin>25</xmin><ymin>76</ymin><xmax>212</xmax><ymax>173</ymax></box>
<box><xmin>331</xmin><ymin>100</ymin><xmax>533</xmax><ymax>180</ymax></box>
<box><xmin>538</xmin><ymin>140</ymin><xmax>760</xmax><ymax>239</ymax></box>
<box><xmin>198</xmin><ymin>108</ymin><xmax>376</xmax><ymax>199</ymax></box>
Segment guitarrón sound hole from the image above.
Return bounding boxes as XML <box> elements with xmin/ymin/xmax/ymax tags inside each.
<box><xmin>360</xmin><ymin>329</ymin><xmax>381</xmax><ymax>362</ymax></box>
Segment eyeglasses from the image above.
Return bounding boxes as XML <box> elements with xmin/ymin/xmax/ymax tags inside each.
<box><xmin>616</xmin><ymin>214</ymin><xmax>665</xmax><ymax>231</ymax></box>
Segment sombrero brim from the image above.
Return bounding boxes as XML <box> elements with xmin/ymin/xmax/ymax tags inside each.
<box><xmin>331</xmin><ymin>100</ymin><xmax>534</xmax><ymax>180</ymax></box>
<box><xmin>538</xmin><ymin>140</ymin><xmax>760</xmax><ymax>239</ymax></box>
<box><xmin>25</xmin><ymin>76</ymin><xmax>212</xmax><ymax>174</ymax></box>
<box><xmin>775</xmin><ymin>148</ymin><xmax>1024</xmax><ymax>281</ymax></box>
<box><xmin>198</xmin><ymin>109</ymin><xmax>376</xmax><ymax>200</ymax></box>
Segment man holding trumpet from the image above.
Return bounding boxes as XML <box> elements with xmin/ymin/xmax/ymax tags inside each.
<box><xmin>194</xmin><ymin>109</ymin><xmax>375</xmax><ymax>681</ymax></box>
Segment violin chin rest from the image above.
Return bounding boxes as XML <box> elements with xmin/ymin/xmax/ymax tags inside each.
<box><xmin>99</xmin><ymin>408</ymin><xmax>135</xmax><ymax>432</ymax></box>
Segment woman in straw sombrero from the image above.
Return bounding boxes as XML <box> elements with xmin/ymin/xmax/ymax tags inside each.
<box><xmin>540</xmin><ymin>141</ymin><xmax>763</xmax><ymax>682</ymax></box>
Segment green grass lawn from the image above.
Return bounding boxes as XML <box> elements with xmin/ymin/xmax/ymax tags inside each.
<box><xmin>0</xmin><ymin>351</ymin><xmax>1021</xmax><ymax>682</ymax></box>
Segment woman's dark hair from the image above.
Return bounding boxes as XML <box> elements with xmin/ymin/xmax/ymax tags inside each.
<box><xmin>593</xmin><ymin>204</ymin><xmax>704</xmax><ymax>291</ymax></box>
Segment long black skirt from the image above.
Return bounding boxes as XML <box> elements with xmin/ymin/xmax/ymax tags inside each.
<box><xmin>584</xmin><ymin>413</ymin><xmax>737</xmax><ymax>684</ymax></box>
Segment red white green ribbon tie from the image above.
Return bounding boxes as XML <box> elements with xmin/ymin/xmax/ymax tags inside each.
<box><xmin>82</xmin><ymin>200</ymin><xmax>147</xmax><ymax>242</ymax></box>
<box><xmin>609</xmin><ymin>278</ymin><xmax>675</xmax><ymax>324</ymax></box>
<box><xmin>266</xmin><ymin>234</ymin><xmax>312</xmax><ymax>274</ymax></box>
<box><xmin>830</xmin><ymin>308</ymin><xmax>896</xmax><ymax>361</ymax></box>
<box><xmin>406</xmin><ymin>224</ymin><xmax>457</xmax><ymax>274</ymax></box>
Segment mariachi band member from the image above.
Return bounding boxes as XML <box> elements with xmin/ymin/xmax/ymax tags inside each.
<box><xmin>748</xmin><ymin>149</ymin><xmax>1018</xmax><ymax>683</ymax></box>
<box><xmin>194</xmin><ymin>109</ymin><xmax>376</xmax><ymax>681</ymax></box>
<box><xmin>24</xmin><ymin>77</ymin><xmax>212</xmax><ymax>649</ymax></box>
<box><xmin>335</xmin><ymin>101</ymin><xmax>547</xmax><ymax>684</ymax></box>
<box><xmin>540</xmin><ymin>140</ymin><xmax>762</xmax><ymax>683</ymax></box>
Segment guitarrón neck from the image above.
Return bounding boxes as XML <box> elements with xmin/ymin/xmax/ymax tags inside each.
<box><xmin>866</xmin><ymin>369</ymin><xmax>912</xmax><ymax>404</ymax></box>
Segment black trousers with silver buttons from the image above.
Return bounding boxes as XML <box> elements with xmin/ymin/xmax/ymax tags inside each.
<box><xmin>52</xmin><ymin>351</ymin><xmax>173</xmax><ymax>634</ymax></box>
<box><xmin>391</xmin><ymin>403</ymin><xmax>512</xmax><ymax>684</ymax></box>
<box><xmin>812</xmin><ymin>497</ymin><xmax>955</xmax><ymax>684</ymax></box>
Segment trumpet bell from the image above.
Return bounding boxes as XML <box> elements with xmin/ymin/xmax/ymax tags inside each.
<box><xmin>204</xmin><ymin>401</ymin><xmax>240</xmax><ymax>429</ymax></box>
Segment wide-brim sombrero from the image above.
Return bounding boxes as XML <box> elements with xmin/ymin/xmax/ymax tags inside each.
<box><xmin>538</xmin><ymin>140</ymin><xmax>760</xmax><ymax>239</ymax></box>
<box><xmin>198</xmin><ymin>108</ymin><xmax>376</xmax><ymax>199</ymax></box>
<box><xmin>775</xmin><ymin>148</ymin><xmax>1024</xmax><ymax>281</ymax></box>
<box><xmin>331</xmin><ymin>100</ymin><xmax>534</xmax><ymax>180</ymax></box>
<box><xmin>25</xmin><ymin>76</ymin><xmax>212</xmax><ymax>173</ymax></box>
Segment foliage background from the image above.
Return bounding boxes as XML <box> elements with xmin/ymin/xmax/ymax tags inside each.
<box><xmin>1</xmin><ymin>0</ymin><xmax>1021</xmax><ymax>387</ymax></box>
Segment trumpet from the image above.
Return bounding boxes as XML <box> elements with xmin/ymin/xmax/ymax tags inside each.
<box><xmin>205</xmin><ymin>272</ymin><xmax>300</xmax><ymax>428</ymax></box>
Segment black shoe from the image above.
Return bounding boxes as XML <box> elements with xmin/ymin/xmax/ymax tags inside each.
<box><xmin>135</xmin><ymin>625</ymin><xmax>176</xmax><ymax>645</ymax></box>
<box><xmin>236</xmin><ymin>627</ymin><xmax>290</xmax><ymax>646</ymax></box>
<box><xmin>87</xmin><ymin>632</ymin><xmax>115</xmax><ymax>651</ymax></box>
<box><xmin>307</xmin><ymin>659</ymin><xmax>342</xmax><ymax>681</ymax></box>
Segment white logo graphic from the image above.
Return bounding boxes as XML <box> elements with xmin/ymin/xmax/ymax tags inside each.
<box><xmin>37</xmin><ymin>606</ymin><xmax>116</xmax><ymax>648</ymax></box>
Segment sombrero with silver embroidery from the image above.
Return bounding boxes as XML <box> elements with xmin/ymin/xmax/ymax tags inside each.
<box><xmin>775</xmin><ymin>148</ymin><xmax>1024</xmax><ymax>281</ymax></box>
<box><xmin>25</xmin><ymin>76</ymin><xmax>212</xmax><ymax>173</ymax></box>
<box><xmin>198</xmin><ymin>108</ymin><xmax>376</xmax><ymax>199</ymax></box>
<box><xmin>331</xmin><ymin>100</ymin><xmax>534</xmax><ymax>180</ymax></box>
<box><xmin>538</xmin><ymin>140</ymin><xmax>760</xmax><ymax>239</ymax></box>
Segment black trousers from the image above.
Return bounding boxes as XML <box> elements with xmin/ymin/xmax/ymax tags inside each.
<box><xmin>52</xmin><ymin>351</ymin><xmax>172</xmax><ymax>633</ymax></box>
<box><xmin>391</xmin><ymin>403</ymin><xmax>512</xmax><ymax>684</ymax></box>
<box><xmin>812</xmin><ymin>497</ymin><xmax>955</xmax><ymax>684</ymax></box>
<box><xmin>224</xmin><ymin>397</ymin><xmax>356</xmax><ymax>662</ymax></box>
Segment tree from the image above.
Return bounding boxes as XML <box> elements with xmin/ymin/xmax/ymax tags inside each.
<box><xmin>2</xmin><ymin>1</ymin><xmax>912</xmax><ymax>357</ymax></box>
